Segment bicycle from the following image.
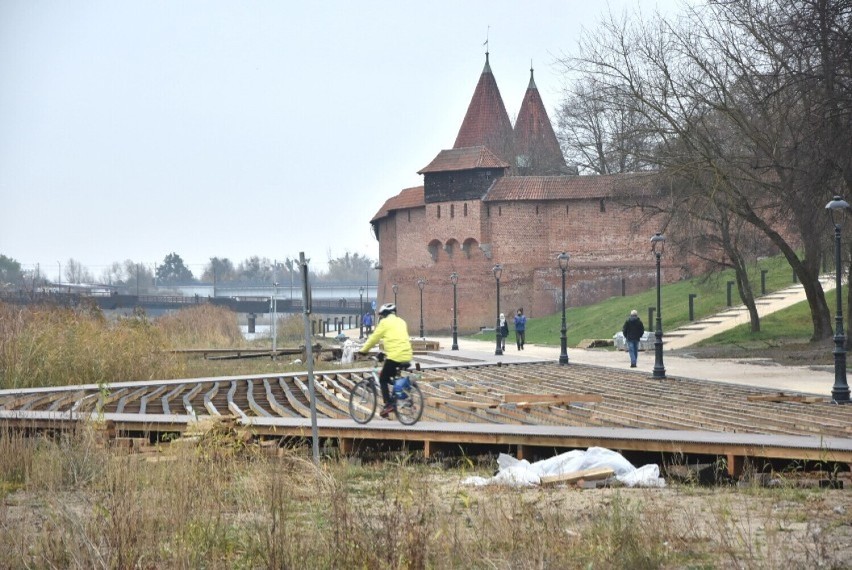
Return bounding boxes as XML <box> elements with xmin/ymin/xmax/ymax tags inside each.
<box><xmin>348</xmin><ymin>353</ymin><xmax>424</xmax><ymax>425</ymax></box>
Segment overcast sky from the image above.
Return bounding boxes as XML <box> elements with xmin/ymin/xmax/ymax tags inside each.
<box><xmin>0</xmin><ymin>0</ymin><xmax>682</xmax><ymax>280</ymax></box>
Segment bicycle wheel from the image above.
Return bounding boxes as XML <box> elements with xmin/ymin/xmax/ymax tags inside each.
<box><xmin>395</xmin><ymin>381</ymin><xmax>424</xmax><ymax>425</ymax></box>
<box><xmin>349</xmin><ymin>380</ymin><xmax>377</xmax><ymax>424</ymax></box>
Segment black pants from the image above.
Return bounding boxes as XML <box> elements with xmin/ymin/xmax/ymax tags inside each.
<box><xmin>516</xmin><ymin>331</ymin><xmax>525</xmax><ymax>348</ymax></box>
<box><xmin>380</xmin><ymin>359</ymin><xmax>409</xmax><ymax>405</ymax></box>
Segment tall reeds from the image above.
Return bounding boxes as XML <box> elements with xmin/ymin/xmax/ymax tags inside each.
<box><xmin>156</xmin><ymin>304</ymin><xmax>244</xmax><ymax>348</ymax></box>
<box><xmin>0</xmin><ymin>303</ymin><xmax>185</xmax><ymax>389</ymax></box>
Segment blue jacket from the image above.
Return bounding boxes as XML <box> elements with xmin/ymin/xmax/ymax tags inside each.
<box><xmin>514</xmin><ymin>314</ymin><xmax>526</xmax><ymax>332</ymax></box>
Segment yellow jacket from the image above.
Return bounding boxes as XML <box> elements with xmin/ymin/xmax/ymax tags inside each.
<box><xmin>360</xmin><ymin>314</ymin><xmax>413</xmax><ymax>362</ymax></box>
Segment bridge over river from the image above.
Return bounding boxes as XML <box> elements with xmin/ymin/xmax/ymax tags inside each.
<box><xmin>0</xmin><ymin>291</ymin><xmax>371</xmax><ymax>316</ymax></box>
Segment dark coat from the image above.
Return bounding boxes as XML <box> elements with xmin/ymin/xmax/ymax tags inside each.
<box><xmin>622</xmin><ymin>315</ymin><xmax>645</xmax><ymax>341</ymax></box>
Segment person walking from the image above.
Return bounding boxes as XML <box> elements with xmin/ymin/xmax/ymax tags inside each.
<box><xmin>358</xmin><ymin>303</ymin><xmax>413</xmax><ymax>418</ymax></box>
<box><xmin>622</xmin><ymin>309</ymin><xmax>645</xmax><ymax>368</ymax></box>
<box><xmin>513</xmin><ymin>308</ymin><xmax>527</xmax><ymax>350</ymax></box>
<box><xmin>363</xmin><ymin>311</ymin><xmax>373</xmax><ymax>334</ymax></box>
<box><xmin>498</xmin><ymin>313</ymin><xmax>509</xmax><ymax>351</ymax></box>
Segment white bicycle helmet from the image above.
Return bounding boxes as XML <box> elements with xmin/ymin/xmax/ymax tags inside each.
<box><xmin>378</xmin><ymin>303</ymin><xmax>396</xmax><ymax>316</ymax></box>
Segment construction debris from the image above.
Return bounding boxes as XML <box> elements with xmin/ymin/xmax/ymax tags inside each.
<box><xmin>462</xmin><ymin>447</ymin><xmax>665</xmax><ymax>488</ymax></box>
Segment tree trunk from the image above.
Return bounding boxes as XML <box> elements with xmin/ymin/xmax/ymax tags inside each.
<box><xmin>742</xmin><ymin>209</ymin><xmax>833</xmax><ymax>340</ymax></box>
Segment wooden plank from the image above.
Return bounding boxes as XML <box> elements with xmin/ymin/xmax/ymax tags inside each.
<box><xmin>501</xmin><ymin>393</ymin><xmax>602</xmax><ymax>404</ymax></box>
<box><xmin>181</xmin><ymin>383</ymin><xmax>205</xmax><ymax>416</ymax></box>
<box><xmin>540</xmin><ymin>467</ymin><xmax>615</xmax><ymax>485</ymax></box>
<box><xmin>425</xmin><ymin>397</ymin><xmax>498</xmax><ymax>409</ymax></box>
<box><xmin>246</xmin><ymin>380</ymin><xmax>272</xmax><ymax>417</ymax></box>
<box><xmin>747</xmin><ymin>393</ymin><xmax>824</xmax><ymax>404</ymax></box>
<box><xmin>204</xmin><ymin>382</ymin><xmax>221</xmax><ymax>416</ymax></box>
<box><xmin>227</xmin><ymin>381</ymin><xmax>248</xmax><ymax>419</ymax></box>
<box><xmin>263</xmin><ymin>379</ymin><xmax>297</xmax><ymax>418</ymax></box>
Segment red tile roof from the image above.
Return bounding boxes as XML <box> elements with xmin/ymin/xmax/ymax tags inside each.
<box><xmin>371</xmin><ymin>186</ymin><xmax>425</xmax><ymax>222</ymax></box>
<box><xmin>513</xmin><ymin>70</ymin><xmax>566</xmax><ymax>172</ymax></box>
<box><xmin>418</xmin><ymin>146</ymin><xmax>510</xmax><ymax>174</ymax></box>
<box><xmin>453</xmin><ymin>55</ymin><xmax>513</xmax><ymax>160</ymax></box>
<box><xmin>483</xmin><ymin>173</ymin><xmax>655</xmax><ymax>201</ymax></box>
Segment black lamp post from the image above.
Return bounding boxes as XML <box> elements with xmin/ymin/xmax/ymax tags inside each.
<box><xmin>392</xmin><ymin>283</ymin><xmax>399</xmax><ymax>309</ymax></box>
<box><xmin>493</xmin><ymin>264</ymin><xmax>503</xmax><ymax>356</ymax></box>
<box><xmin>651</xmin><ymin>233</ymin><xmax>666</xmax><ymax>379</ymax></box>
<box><xmin>359</xmin><ymin>286</ymin><xmax>365</xmax><ymax>339</ymax></box>
<box><xmin>450</xmin><ymin>272</ymin><xmax>459</xmax><ymax>350</ymax></box>
<box><xmin>417</xmin><ymin>278</ymin><xmax>426</xmax><ymax>338</ymax></box>
<box><xmin>557</xmin><ymin>252</ymin><xmax>570</xmax><ymax>364</ymax></box>
<box><xmin>826</xmin><ymin>196</ymin><xmax>851</xmax><ymax>404</ymax></box>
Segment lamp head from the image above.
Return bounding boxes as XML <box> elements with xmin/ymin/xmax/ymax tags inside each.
<box><xmin>651</xmin><ymin>232</ymin><xmax>666</xmax><ymax>255</ymax></box>
<box><xmin>557</xmin><ymin>251</ymin><xmax>570</xmax><ymax>271</ymax></box>
<box><xmin>450</xmin><ymin>271</ymin><xmax>459</xmax><ymax>285</ymax></box>
<box><xmin>417</xmin><ymin>278</ymin><xmax>426</xmax><ymax>291</ymax></box>
<box><xmin>492</xmin><ymin>264</ymin><xmax>503</xmax><ymax>281</ymax></box>
<box><xmin>826</xmin><ymin>196</ymin><xmax>850</xmax><ymax>227</ymax></box>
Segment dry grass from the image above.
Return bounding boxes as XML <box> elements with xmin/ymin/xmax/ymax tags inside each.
<box><xmin>0</xmin><ymin>304</ymin><xmax>186</xmax><ymax>389</ymax></box>
<box><xmin>0</xmin><ymin>303</ymin><xmax>346</xmax><ymax>388</ymax></box>
<box><xmin>156</xmin><ymin>305</ymin><xmax>246</xmax><ymax>349</ymax></box>
<box><xmin>1</xmin><ymin>427</ymin><xmax>850</xmax><ymax>569</ymax></box>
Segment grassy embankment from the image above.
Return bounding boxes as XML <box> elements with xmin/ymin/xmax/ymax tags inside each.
<box><xmin>473</xmin><ymin>254</ymin><xmax>819</xmax><ymax>348</ymax></box>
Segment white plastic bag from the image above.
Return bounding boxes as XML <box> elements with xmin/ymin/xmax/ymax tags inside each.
<box><xmin>463</xmin><ymin>447</ymin><xmax>665</xmax><ymax>488</ymax></box>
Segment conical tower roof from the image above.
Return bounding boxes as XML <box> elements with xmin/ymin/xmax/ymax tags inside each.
<box><xmin>453</xmin><ymin>53</ymin><xmax>514</xmax><ymax>163</ymax></box>
<box><xmin>513</xmin><ymin>67</ymin><xmax>566</xmax><ymax>174</ymax></box>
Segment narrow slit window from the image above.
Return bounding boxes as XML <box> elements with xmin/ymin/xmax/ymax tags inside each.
<box><xmin>437</xmin><ymin>205</ymin><xmax>441</xmax><ymax>219</ymax></box>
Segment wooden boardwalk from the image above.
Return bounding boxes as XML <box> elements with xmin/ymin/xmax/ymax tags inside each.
<box><xmin>2</xmin><ymin>361</ymin><xmax>851</xmax><ymax>475</ymax></box>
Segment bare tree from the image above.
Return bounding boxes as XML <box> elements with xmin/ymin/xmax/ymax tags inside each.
<box><xmin>122</xmin><ymin>260</ymin><xmax>154</xmax><ymax>294</ymax></box>
<box><xmin>100</xmin><ymin>262</ymin><xmax>126</xmax><ymax>286</ymax></box>
<box><xmin>557</xmin><ymin>76</ymin><xmax>655</xmax><ymax>174</ymax></box>
<box><xmin>64</xmin><ymin>258</ymin><xmax>93</xmax><ymax>284</ymax></box>
<box><xmin>559</xmin><ymin>0</ymin><xmax>852</xmax><ymax>340</ymax></box>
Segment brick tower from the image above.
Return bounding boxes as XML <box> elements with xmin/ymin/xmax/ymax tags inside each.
<box><xmin>371</xmin><ymin>54</ymin><xmax>663</xmax><ymax>335</ymax></box>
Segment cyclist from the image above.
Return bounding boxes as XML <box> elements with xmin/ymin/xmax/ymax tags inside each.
<box><xmin>358</xmin><ymin>303</ymin><xmax>413</xmax><ymax>418</ymax></box>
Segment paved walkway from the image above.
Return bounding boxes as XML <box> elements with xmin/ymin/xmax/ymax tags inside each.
<box><xmin>663</xmin><ymin>276</ymin><xmax>835</xmax><ymax>349</ymax></box>
<box><xmin>425</xmin><ymin>336</ymin><xmax>837</xmax><ymax>398</ymax></box>
<box><xmin>343</xmin><ymin>277</ymin><xmax>844</xmax><ymax>398</ymax></box>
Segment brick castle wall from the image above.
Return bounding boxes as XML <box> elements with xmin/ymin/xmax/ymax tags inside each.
<box><xmin>374</xmin><ymin>196</ymin><xmax>679</xmax><ymax>334</ymax></box>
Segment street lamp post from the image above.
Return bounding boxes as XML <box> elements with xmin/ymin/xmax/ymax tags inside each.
<box><xmin>826</xmin><ymin>196</ymin><xmax>851</xmax><ymax>403</ymax></box>
<box><xmin>272</xmin><ymin>282</ymin><xmax>279</xmax><ymax>354</ymax></box>
<box><xmin>557</xmin><ymin>252</ymin><xmax>570</xmax><ymax>364</ymax></box>
<box><xmin>450</xmin><ymin>272</ymin><xmax>459</xmax><ymax>350</ymax></box>
<box><xmin>392</xmin><ymin>283</ymin><xmax>399</xmax><ymax>309</ymax></box>
<box><xmin>359</xmin><ymin>286</ymin><xmax>365</xmax><ymax>339</ymax></box>
<box><xmin>493</xmin><ymin>264</ymin><xmax>503</xmax><ymax>356</ymax></box>
<box><xmin>417</xmin><ymin>278</ymin><xmax>426</xmax><ymax>338</ymax></box>
<box><xmin>651</xmin><ymin>233</ymin><xmax>666</xmax><ymax>379</ymax></box>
